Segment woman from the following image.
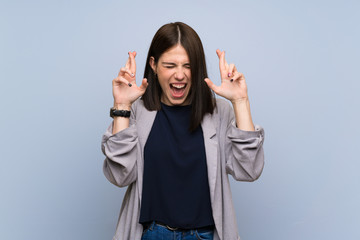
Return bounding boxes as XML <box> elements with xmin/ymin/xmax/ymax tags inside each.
<box><xmin>102</xmin><ymin>22</ymin><xmax>265</xmax><ymax>240</ymax></box>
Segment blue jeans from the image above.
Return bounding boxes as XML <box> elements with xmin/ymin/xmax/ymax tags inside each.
<box><xmin>141</xmin><ymin>221</ymin><xmax>214</xmax><ymax>240</ymax></box>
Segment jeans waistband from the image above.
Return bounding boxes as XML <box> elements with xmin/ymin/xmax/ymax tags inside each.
<box><xmin>145</xmin><ymin>221</ymin><xmax>214</xmax><ymax>232</ymax></box>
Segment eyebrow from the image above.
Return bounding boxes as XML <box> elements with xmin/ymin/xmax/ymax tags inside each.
<box><xmin>161</xmin><ymin>62</ymin><xmax>190</xmax><ymax>65</ymax></box>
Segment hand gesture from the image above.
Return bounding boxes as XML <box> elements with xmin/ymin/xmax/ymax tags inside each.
<box><xmin>112</xmin><ymin>51</ymin><xmax>148</xmax><ymax>108</ymax></box>
<box><xmin>204</xmin><ymin>49</ymin><xmax>248</xmax><ymax>103</ymax></box>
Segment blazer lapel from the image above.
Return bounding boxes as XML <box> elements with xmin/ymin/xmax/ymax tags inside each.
<box><xmin>136</xmin><ymin>103</ymin><xmax>157</xmax><ymax>202</ymax></box>
<box><xmin>137</xmin><ymin>109</ymin><xmax>157</xmax><ymax>146</ymax></box>
<box><xmin>202</xmin><ymin>112</ymin><xmax>224</xmax><ymax>239</ymax></box>
<box><xmin>201</xmin><ymin>113</ymin><xmax>218</xmax><ymax>204</ymax></box>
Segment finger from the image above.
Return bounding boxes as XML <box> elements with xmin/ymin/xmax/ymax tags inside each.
<box><xmin>125</xmin><ymin>51</ymin><xmax>136</xmax><ymax>72</ymax></box>
<box><xmin>218</xmin><ymin>50</ymin><xmax>229</xmax><ymax>78</ymax></box>
<box><xmin>125</xmin><ymin>54</ymin><xmax>131</xmax><ymax>69</ymax></box>
<box><xmin>216</xmin><ymin>49</ymin><xmax>222</xmax><ymax>58</ymax></box>
<box><xmin>119</xmin><ymin>67</ymin><xmax>134</xmax><ymax>78</ymax></box>
<box><xmin>228</xmin><ymin>64</ymin><xmax>235</xmax><ymax>78</ymax></box>
<box><xmin>139</xmin><ymin>78</ymin><xmax>148</xmax><ymax>92</ymax></box>
<box><xmin>204</xmin><ymin>78</ymin><xmax>220</xmax><ymax>94</ymax></box>
<box><xmin>231</xmin><ymin>72</ymin><xmax>241</xmax><ymax>81</ymax></box>
<box><xmin>113</xmin><ymin>76</ymin><xmax>132</xmax><ymax>87</ymax></box>
<box><xmin>231</xmin><ymin>72</ymin><xmax>245</xmax><ymax>82</ymax></box>
<box><xmin>128</xmin><ymin>51</ymin><xmax>137</xmax><ymax>75</ymax></box>
<box><xmin>223</xmin><ymin>53</ymin><xmax>229</xmax><ymax>69</ymax></box>
<box><xmin>216</xmin><ymin>49</ymin><xmax>226</xmax><ymax>70</ymax></box>
<box><xmin>238</xmin><ymin>72</ymin><xmax>245</xmax><ymax>81</ymax></box>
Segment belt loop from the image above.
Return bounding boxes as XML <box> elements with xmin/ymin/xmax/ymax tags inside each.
<box><xmin>150</xmin><ymin>221</ymin><xmax>155</xmax><ymax>230</ymax></box>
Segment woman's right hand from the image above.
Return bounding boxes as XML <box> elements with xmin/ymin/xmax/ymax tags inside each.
<box><xmin>112</xmin><ymin>51</ymin><xmax>148</xmax><ymax>109</ymax></box>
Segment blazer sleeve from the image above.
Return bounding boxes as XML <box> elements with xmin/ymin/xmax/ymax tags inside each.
<box><xmin>101</xmin><ymin>111</ymin><xmax>139</xmax><ymax>188</ymax></box>
<box><xmin>223</xmin><ymin>103</ymin><xmax>265</xmax><ymax>182</ymax></box>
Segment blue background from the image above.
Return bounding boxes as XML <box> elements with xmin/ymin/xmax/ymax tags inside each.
<box><xmin>1</xmin><ymin>0</ymin><xmax>359</xmax><ymax>239</ymax></box>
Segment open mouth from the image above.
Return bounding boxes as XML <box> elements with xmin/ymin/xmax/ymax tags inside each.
<box><xmin>170</xmin><ymin>83</ymin><xmax>187</xmax><ymax>98</ymax></box>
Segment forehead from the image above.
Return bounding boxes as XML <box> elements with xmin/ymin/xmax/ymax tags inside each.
<box><xmin>159</xmin><ymin>44</ymin><xmax>189</xmax><ymax>63</ymax></box>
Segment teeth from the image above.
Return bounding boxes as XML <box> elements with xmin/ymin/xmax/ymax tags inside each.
<box><xmin>171</xmin><ymin>84</ymin><xmax>186</xmax><ymax>89</ymax></box>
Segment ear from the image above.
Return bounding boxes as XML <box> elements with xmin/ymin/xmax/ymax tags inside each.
<box><xmin>149</xmin><ymin>56</ymin><xmax>157</xmax><ymax>74</ymax></box>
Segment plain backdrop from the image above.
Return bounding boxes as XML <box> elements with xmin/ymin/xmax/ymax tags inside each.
<box><xmin>1</xmin><ymin>0</ymin><xmax>359</xmax><ymax>239</ymax></box>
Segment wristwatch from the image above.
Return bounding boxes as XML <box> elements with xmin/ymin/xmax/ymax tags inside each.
<box><xmin>110</xmin><ymin>108</ymin><xmax>131</xmax><ymax>118</ymax></box>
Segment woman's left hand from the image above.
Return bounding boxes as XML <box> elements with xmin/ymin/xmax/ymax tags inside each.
<box><xmin>204</xmin><ymin>49</ymin><xmax>248</xmax><ymax>103</ymax></box>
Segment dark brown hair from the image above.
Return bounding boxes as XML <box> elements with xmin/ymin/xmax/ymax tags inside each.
<box><xmin>142</xmin><ymin>22</ymin><xmax>216</xmax><ymax>131</ymax></box>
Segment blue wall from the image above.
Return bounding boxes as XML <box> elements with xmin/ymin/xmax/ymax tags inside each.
<box><xmin>1</xmin><ymin>0</ymin><xmax>359</xmax><ymax>239</ymax></box>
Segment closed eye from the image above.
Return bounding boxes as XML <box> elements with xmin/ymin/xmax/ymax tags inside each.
<box><xmin>161</xmin><ymin>62</ymin><xmax>191</xmax><ymax>69</ymax></box>
<box><xmin>162</xmin><ymin>62</ymin><xmax>176</xmax><ymax>68</ymax></box>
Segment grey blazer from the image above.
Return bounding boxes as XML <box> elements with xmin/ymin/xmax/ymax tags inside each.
<box><xmin>102</xmin><ymin>98</ymin><xmax>265</xmax><ymax>240</ymax></box>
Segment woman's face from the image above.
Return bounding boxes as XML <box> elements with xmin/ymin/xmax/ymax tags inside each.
<box><xmin>150</xmin><ymin>44</ymin><xmax>191</xmax><ymax>106</ymax></box>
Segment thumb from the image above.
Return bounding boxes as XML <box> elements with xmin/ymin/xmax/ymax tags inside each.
<box><xmin>139</xmin><ymin>78</ymin><xmax>149</xmax><ymax>92</ymax></box>
<box><xmin>204</xmin><ymin>78</ymin><xmax>219</xmax><ymax>93</ymax></box>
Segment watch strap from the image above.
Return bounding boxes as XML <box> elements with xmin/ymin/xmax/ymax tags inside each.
<box><xmin>110</xmin><ymin>108</ymin><xmax>131</xmax><ymax>118</ymax></box>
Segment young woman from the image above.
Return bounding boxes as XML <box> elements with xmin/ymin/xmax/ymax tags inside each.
<box><xmin>101</xmin><ymin>22</ymin><xmax>265</xmax><ymax>240</ymax></box>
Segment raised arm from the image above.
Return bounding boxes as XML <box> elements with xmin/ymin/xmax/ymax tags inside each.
<box><xmin>204</xmin><ymin>49</ymin><xmax>254</xmax><ymax>131</ymax></box>
<box><xmin>205</xmin><ymin>50</ymin><xmax>264</xmax><ymax>181</ymax></box>
<box><xmin>112</xmin><ymin>51</ymin><xmax>148</xmax><ymax>134</ymax></box>
<box><xmin>101</xmin><ymin>51</ymin><xmax>148</xmax><ymax>187</ymax></box>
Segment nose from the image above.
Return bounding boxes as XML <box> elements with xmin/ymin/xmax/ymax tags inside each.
<box><xmin>174</xmin><ymin>68</ymin><xmax>185</xmax><ymax>80</ymax></box>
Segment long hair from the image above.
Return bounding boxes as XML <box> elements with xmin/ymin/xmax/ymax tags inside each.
<box><xmin>142</xmin><ymin>22</ymin><xmax>216</xmax><ymax>131</ymax></box>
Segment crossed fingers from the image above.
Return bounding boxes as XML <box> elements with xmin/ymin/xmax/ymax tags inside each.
<box><xmin>125</xmin><ymin>51</ymin><xmax>136</xmax><ymax>74</ymax></box>
<box><xmin>119</xmin><ymin>51</ymin><xmax>136</xmax><ymax>77</ymax></box>
<box><xmin>216</xmin><ymin>49</ymin><xmax>244</xmax><ymax>83</ymax></box>
<box><xmin>115</xmin><ymin>51</ymin><xmax>137</xmax><ymax>87</ymax></box>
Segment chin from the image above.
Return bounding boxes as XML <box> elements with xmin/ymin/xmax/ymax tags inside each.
<box><xmin>172</xmin><ymin>97</ymin><xmax>191</xmax><ymax>106</ymax></box>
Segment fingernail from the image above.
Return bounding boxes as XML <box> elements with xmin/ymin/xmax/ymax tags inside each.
<box><xmin>230</xmin><ymin>79</ymin><xmax>234</xmax><ymax>82</ymax></box>
<box><xmin>128</xmin><ymin>83</ymin><xmax>132</xmax><ymax>87</ymax></box>
<box><xmin>228</xmin><ymin>73</ymin><xmax>231</xmax><ymax>77</ymax></box>
<box><xmin>131</xmin><ymin>73</ymin><xmax>134</xmax><ymax>77</ymax></box>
